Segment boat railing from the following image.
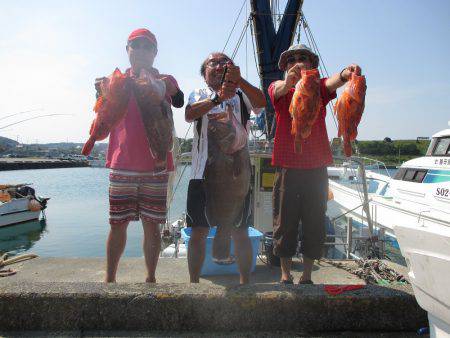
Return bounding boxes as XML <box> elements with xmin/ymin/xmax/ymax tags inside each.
<box><xmin>328</xmin><ymin>156</ymin><xmax>388</xmax><ymax>260</ymax></box>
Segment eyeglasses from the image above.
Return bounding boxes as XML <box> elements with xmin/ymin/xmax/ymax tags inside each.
<box><xmin>206</xmin><ymin>59</ymin><xmax>230</xmax><ymax>68</ymax></box>
<box><xmin>286</xmin><ymin>54</ymin><xmax>310</xmax><ymax>64</ymax></box>
<box><xmin>128</xmin><ymin>40</ymin><xmax>156</xmax><ymax>52</ymax></box>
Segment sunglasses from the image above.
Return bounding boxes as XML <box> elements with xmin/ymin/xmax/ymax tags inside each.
<box><xmin>286</xmin><ymin>54</ymin><xmax>310</xmax><ymax>64</ymax></box>
<box><xmin>128</xmin><ymin>40</ymin><xmax>156</xmax><ymax>52</ymax></box>
<box><xmin>207</xmin><ymin>59</ymin><xmax>230</xmax><ymax>68</ymax></box>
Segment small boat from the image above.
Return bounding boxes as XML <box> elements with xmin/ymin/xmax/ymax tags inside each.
<box><xmin>0</xmin><ymin>184</ymin><xmax>49</xmax><ymax>228</ymax></box>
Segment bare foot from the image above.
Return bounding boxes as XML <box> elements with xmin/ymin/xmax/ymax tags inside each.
<box><xmin>145</xmin><ymin>277</ymin><xmax>156</xmax><ymax>283</ymax></box>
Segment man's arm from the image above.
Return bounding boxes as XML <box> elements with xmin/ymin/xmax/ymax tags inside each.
<box><xmin>270</xmin><ymin>64</ymin><xmax>301</xmax><ymax>101</ymax></box>
<box><xmin>185</xmin><ymin>82</ymin><xmax>236</xmax><ymax>122</ymax></box>
<box><xmin>225</xmin><ymin>64</ymin><xmax>266</xmax><ymax>108</ymax></box>
<box><xmin>325</xmin><ymin>64</ymin><xmax>361</xmax><ymax>94</ymax></box>
<box><xmin>160</xmin><ymin>75</ymin><xmax>184</xmax><ymax>108</ymax></box>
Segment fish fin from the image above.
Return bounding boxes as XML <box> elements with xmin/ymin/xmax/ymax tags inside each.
<box><xmin>82</xmin><ymin>137</ymin><xmax>95</xmax><ymax>156</ymax></box>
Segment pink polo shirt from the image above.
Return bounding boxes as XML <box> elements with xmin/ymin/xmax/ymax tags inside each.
<box><xmin>106</xmin><ymin>72</ymin><xmax>178</xmax><ymax>173</ymax></box>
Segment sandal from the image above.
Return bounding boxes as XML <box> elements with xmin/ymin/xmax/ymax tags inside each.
<box><xmin>280</xmin><ymin>275</ymin><xmax>294</xmax><ymax>285</ymax></box>
<box><xmin>298</xmin><ymin>279</ymin><xmax>314</xmax><ymax>285</ymax></box>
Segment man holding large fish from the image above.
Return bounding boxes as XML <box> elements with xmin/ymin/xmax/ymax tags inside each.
<box><xmin>84</xmin><ymin>28</ymin><xmax>184</xmax><ymax>283</ymax></box>
<box><xmin>269</xmin><ymin>44</ymin><xmax>363</xmax><ymax>284</ymax></box>
<box><xmin>185</xmin><ymin>52</ymin><xmax>266</xmax><ymax>284</ymax></box>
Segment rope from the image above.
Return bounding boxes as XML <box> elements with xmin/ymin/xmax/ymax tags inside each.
<box><xmin>231</xmin><ymin>17</ymin><xmax>251</xmax><ymax>60</ymax></box>
<box><xmin>300</xmin><ymin>13</ymin><xmax>339</xmax><ymax>132</ymax></box>
<box><xmin>0</xmin><ymin>253</ymin><xmax>38</xmax><ymax>278</ymax></box>
<box><xmin>222</xmin><ymin>0</ymin><xmax>248</xmax><ymax>53</ymax></box>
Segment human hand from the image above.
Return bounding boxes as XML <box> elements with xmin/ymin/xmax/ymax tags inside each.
<box><xmin>341</xmin><ymin>64</ymin><xmax>362</xmax><ymax>81</ymax></box>
<box><xmin>94</xmin><ymin>77</ymin><xmax>108</xmax><ymax>98</ymax></box>
<box><xmin>224</xmin><ymin>63</ymin><xmax>241</xmax><ymax>86</ymax></box>
<box><xmin>285</xmin><ymin>64</ymin><xmax>302</xmax><ymax>88</ymax></box>
<box><xmin>218</xmin><ymin>80</ymin><xmax>237</xmax><ymax>101</ymax></box>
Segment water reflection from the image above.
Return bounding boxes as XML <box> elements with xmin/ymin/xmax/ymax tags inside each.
<box><xmin>0</xmin><ymin>220</ymin><xmax>47</xmax><ymax>256</ymax></box>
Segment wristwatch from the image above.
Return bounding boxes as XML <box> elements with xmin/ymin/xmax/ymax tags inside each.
<box><xmin>210</xmin><ymin>92</ymin><xmax>222</xmax><ymax>106</ymax></box>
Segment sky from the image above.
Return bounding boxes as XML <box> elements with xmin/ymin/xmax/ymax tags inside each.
<box><xmin>0</xmin><ymin>0</ymin><xmax>449</xmax><ymax>144</ymax></box>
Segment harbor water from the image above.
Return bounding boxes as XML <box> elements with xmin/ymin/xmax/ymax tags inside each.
<box><xmin>0</xmin><ymin>165</ymin><xmax>191</xmax><ymax>257</ymax></box>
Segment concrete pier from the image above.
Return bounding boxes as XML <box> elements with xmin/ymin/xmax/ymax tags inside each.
<box><xmin>0</xmin><ymin>257</ymin><xmax>427</xmax><ymax>334</ymax></box>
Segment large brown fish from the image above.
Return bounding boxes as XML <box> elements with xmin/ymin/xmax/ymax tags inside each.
<box><xmin>82</xmin><ymin>68</ymin><xmax>132</xmax><ymax>155</ymax></box>
<box><xmin>289</xmin><ymin>68</ymin><xmax>322</xmax><ymax>153</ymax></box>
<box><xmin>132</xmin><ymin>69</ymin><xmax>174</xmax><ymax>172</ymax></box>
<box><xmin>335</xmin><ymin>73</ymin><xmax>367</xmax><ymax>157</ymax></box>
<box><xmin>204</xmin><ymin>104</ymin><xmax>251</xmax><ymax>262</ymax></box>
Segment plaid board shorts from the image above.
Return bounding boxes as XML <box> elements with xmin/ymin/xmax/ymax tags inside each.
<box><xmin>109</xmin><ymin>169</ymin><xmax>169</xmax><ymax>225</ymax></box>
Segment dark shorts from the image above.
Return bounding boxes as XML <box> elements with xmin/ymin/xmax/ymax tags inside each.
<box><xmin>272</xmin><ymin>167</ymin><xmax>328</xmax><ymax>260</ymax></box>
<box><xmin>186</xmin><ymin>179</ymin><xmax>251</xmax><ymax>228</ymax></box>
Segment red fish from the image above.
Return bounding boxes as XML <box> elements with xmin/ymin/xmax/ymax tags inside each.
<box><xmin>335</xmin><ymin>73</ymin><xmax>367</xmax><ymax>157</ymax></box>
<box><xmin>289</xmin><ymin>69</ymin><xmax>322</xmax><ymax>153</ymax></box>
<box><xmin>82</xmin><ymin>68</ymin><xmax>132</xmax><ymax>156</ymax></box>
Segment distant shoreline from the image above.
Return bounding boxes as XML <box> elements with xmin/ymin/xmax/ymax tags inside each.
<box><xmin>0</xmin><ymin>158</ymin><xmax>89</xmax><ymax>171</ymax></box>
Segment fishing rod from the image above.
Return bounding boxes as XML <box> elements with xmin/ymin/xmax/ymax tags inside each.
<box><xmin>0</xmin><ymin>108</ymin><xmax>43</xmax><ymax>122</ymax></box>
<box><xmin>0</xmin><ymin>114</ymin><xmax>72</xmax><ymax>130</ymax></box>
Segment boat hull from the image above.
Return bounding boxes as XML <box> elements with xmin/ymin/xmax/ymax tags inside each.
<box><xmin>394</xmin><ymin>222</ymin><xmax>450</xmax><ymax>337</ymax></box>
<box><xmin>0</xmin><ymin>198</ymin><xmax>41</xmax><ymax>228</ymax></box>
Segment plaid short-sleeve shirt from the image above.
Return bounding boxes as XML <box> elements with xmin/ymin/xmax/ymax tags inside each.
<box><xmin>268</xmin><ymin>78</ymin><xmax>336</xmax><ymax>169</ymax></box>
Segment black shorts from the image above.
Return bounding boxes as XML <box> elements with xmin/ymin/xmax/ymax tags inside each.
<box><xmin>186</xmin><ymin>179</ymin><xmax>251</xmax><ymax>228</ymax></box>
<box><xmin>272</xmin><ymin>167</ymin><xmax>328</xmax><ymax>259</ymax></box>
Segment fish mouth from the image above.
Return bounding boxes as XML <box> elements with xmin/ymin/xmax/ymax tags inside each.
<box><xmin>212</xmin><ymin>255</ymin><xmax>236</xmax><ymax>265</ymax></box>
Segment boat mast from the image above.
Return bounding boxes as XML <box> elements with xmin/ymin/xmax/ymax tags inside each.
<box><xmin>250</xmin><ymin>0</ymin><xmax>303</xmax><ymax>137</ymax></box>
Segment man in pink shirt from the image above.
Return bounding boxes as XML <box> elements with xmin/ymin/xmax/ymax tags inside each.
<box><xmin>102</xmin><ymin>28</ymin><xmax>183</xmax><ymax>283</ymax></box>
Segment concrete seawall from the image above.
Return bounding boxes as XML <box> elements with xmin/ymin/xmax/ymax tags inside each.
<box><xmin>0</xmin><ymin>258</ymin><xmax>427</xmax><ymax>333</ymax></box>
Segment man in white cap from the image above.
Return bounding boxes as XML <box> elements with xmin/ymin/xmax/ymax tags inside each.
<box><xmin>269</xmin><ymin>44</ymin><xmax>361</xmax><ymax>284</ymax></box>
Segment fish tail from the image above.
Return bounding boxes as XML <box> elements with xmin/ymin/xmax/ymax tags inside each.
<box><xmin>344</xmin><ymin>140</ymin><xmax>352</xmax><ymax>157</ymax></box>
<box><xmin>212</xmin><ymin>226</ymin><xmax>232</xmax><ymax>260</ymax></box>
<box><xmin>294</xmin><ymin>135</ymin><xmax>302</xmax><ymax>153</ymax></box>
<box><xmin>81</xmin><ymin>137</ymin><xmax>95</xmax><ymax>156</ymax></box>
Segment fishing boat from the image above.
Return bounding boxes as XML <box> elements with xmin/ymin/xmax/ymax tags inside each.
<box><xmin>326</xmin><ymin>123</ymin><xmax>450</xmax><ymax>336</ymax></box>
<box><xmin>0</xmin><ymin>184</ymin><xmax>49</xmax><ymax>227</ymax></box>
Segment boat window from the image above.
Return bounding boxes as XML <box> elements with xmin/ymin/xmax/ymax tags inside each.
<box><xmin>403</xmin><ymin>169</ymin><xmax>416</xmax><ymax>181</ymax></box>
<box><xmin>394</xmin><ymin>168</ymin><xmax>406</xmax><ymax>180</ymax></box>
<box><xmin>413</xmin><ymin>170</ymin><xmax>427</xmax><ymax>183</ymax></box>
<box><xmin>426</xmin><ymin>138</ymin><xmax>437</xmax><ymax>156</ymax></box>
<box><xmin>433</xmin><ymin>137</ymin><xmax>450</xmax><ymax>156</ymax></box>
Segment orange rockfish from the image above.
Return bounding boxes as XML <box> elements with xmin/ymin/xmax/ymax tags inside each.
<box><xmin>82</xmin><ymin>68</ymin><xmax>132</xmax><ymax>156</ymax></box>
<box><xmin>335</xmin><ymin>73</ymin><xmax>367</xmax><ymax>157</ymax></box>
<box><xmin>289</xmin><ymin>69</ymin><xmax>322</xmax><ymax>153</ymax></box>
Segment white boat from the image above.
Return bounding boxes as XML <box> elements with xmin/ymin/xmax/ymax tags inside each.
<box><xmin>327</xmin><ymin>124</ymin><xmax>450</xmax><ymax>337</ymax></box>
<box><xmin>0</xmin><ymin>185</ymin><xmax>49</xmax><ymax>228</ymax></box>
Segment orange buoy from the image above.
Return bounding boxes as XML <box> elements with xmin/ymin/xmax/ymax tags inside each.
<box><xmin>28</xmin><ymin>199</ymin><xmax>41</xmax><ymax>212</ymax></box>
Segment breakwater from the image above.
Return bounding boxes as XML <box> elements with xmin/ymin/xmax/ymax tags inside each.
<box><xmin>0</xmin><ymin>158</ymin><xmax>89</xmax><ymax>171</ymax></box>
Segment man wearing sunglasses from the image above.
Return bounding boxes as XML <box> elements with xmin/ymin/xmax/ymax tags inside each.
<box><xmin>184</xmin><ymin>52</ymin><xmax>266</xmax><ymax>284</ymax></box>
<box><xmin>102</xmin><ymin>28</ymin><xmax>184</xmax><ymax>283</ymax></box>
<box><xmin>269</xmin><ymin>44</ymin><xmax>361</xmax><ymax>285</ymax></box>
